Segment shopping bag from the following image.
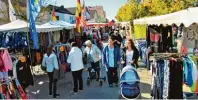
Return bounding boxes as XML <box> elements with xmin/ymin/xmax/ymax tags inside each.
<box><xmin>53</xmin><ymin>69</ymin><xmax>59</xmax><ymax>80</ymax></box>
<box><xmin>59</xmin><ymin>66</ymin><xmax>65</xmax><ymax>80</ymax></box>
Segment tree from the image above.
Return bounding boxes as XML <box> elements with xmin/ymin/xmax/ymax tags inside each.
<box><xmin>0</xmin><ymin>0</ymin><xmax>50</xmax><ymax>23</ymax></box>
<box><xmin>116</xmin><ymin>0</ymin><xmax>198</xmax><ymax>22</ymax></box>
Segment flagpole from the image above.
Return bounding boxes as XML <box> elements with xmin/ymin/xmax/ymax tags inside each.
<box><xmin>7</xmin><ymin>0</ymin><xmax>10</xmax><ymax>22</ymax></box>
<box><xmin>26</xmin><ymin>0</ymin><xmax>34</xmax><ymax>80</ymax></box>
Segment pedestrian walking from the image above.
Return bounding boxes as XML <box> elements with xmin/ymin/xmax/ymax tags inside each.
<box><xmin>67</xmin><ymin>42</ymin><xmax>84</xmax><ymax>95</ymax></box>
<box><xmin>121</xmin><ymin>39</ymin><xmax>139</xmax><ymax>69</ymax></box>
<box><xmin>42</xmin><ymin>45</ymin><xmax>60</xmax><ymax>98</ymax></box>
<box><xmin>111</xmin><ymin>28</ymin><xmax>123</xmax><ymax>47</ymax></box>
<box><xmin>103</xmin><ymin>36</ymin><xmax>121</xmax><ymax>87</ymax></box>
<box><xmin>84</xmin><ymin>40</ymin><xmax>102</xmax><ymax>81</ymax></box>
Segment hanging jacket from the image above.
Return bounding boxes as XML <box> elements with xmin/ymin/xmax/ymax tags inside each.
<box><xmin>0</xmin><ymin>53</ymin><xmax>5</xmax><ymax>72</ymax></box>
<box><xmin>1</xmin><ymin>50</ymin><xmax>12</xmax><ymax>71</ymax></box>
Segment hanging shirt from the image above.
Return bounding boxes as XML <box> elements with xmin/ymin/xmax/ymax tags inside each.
<box><xmin>108</xmin><ymin>46</ymin><xmax>114</xmax><ymax>67</ymax></box>
<box><xmin>182</xmin><ymin>24</ymin><xmax>198</xmax><ymax>49</ymax></box>
<box><xmin>126</xmin><ymin>50</ymin><xmax>134</xmax><ymax>66</ymax></box>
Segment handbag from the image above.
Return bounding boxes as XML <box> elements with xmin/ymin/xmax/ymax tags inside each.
<box><xmin>59</xmin><ymin>66</ymin><xmax>65</xmax><ymax>80</ymax></box>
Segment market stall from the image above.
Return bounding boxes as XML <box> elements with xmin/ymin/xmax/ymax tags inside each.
<box><xmin>0</xmin><ymin>20</ymin><xmax>29</xmax><ymax>32</ymax></box>
<box><xmin>133</xmin><ymin>7</ymin><xmax>198</xmax><ymax>99</ymax></box>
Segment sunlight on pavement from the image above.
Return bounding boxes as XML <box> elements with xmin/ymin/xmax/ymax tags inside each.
<box><xmin>141</xmin><ymin>93</ymin><xmax>151</xmax><ymax>99</ymax></box>
<box><xmin>38</xmin><ymin>81</ymin><xmax>44</xmax><ymax>85</ymax></box>
<box><xmin>31</xmin><ymin>90</ymin><xmax>40</xmax><ymax>94</ymax></box>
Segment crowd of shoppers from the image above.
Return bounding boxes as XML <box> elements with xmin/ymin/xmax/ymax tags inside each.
<box><xmin>40</xmin><ymin>25</ymin><xmax>139</xmax><ymax>98</ymax></box>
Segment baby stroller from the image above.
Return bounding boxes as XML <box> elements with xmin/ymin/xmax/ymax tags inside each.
<box><xmin>84</xmin><ymin>54</ymin><xmax>106</xmax><ymax>87</ymax></box>
<box><xmin>119</xmin><ymin>65</ymin><xmax>141</xmax><ymax>99</ymax></box>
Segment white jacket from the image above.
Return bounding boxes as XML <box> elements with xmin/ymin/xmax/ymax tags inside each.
<box><xmin>67</xmin><ymin>47</ymin><xmax>84</xmax><ymax>71</ymax></box>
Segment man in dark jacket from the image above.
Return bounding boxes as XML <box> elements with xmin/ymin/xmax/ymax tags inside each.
<box><xmin>111</xmin><ymin>28</ymin><xmax>123</xmax><ymax>47</ymax></box>
<box><xmin>103</xmin><ymin>36</ymin><xmax>121</xmax><ymax>87</ymax></box>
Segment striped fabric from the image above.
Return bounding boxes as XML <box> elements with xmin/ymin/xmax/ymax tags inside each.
<box><xmin>81</xmin><ymin>0</ymin><xmax>87</xmax><ymax>27</ymax></box>
<box><xmin>75</xmin><ymin>0</ymin><xmax>81</xmax><ymax>33</ymax></box>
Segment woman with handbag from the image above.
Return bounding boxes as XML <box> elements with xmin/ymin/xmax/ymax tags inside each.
<box><xmin>42</xmin><ymin>45</ymin><xmax>59</xmax><ymax>98</ymax></box>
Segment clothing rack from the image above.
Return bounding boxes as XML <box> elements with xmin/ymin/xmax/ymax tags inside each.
<box><xmin>0</xmin><ymin>77</ymin><xmax>16</xmax><ymax>85</ymax></box>
<box><xmin>152</xmin><ymin>52</ymin><xmax>195</xmax><ymax>55</ymax></box>
<box><xmin>152</xmin><ymin>52</ymin><xmax>195</xmax><ymax>57</ymax></box>
<box><xmin>152</xmin><ymin>52</ymin><xmax>198</xmax><ymax>99</ymax></box>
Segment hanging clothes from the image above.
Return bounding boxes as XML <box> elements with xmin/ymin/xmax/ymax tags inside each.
<box><xmin>181</xmin><ymin>24</ymin><xmax>198</xmax><ymax>52</ymax></box>
<box><xmin>161</xmin><ymin>25</ymin><xmax>173</xmax><ymax>52</ymax></box>
<box><xmin>53</xmin><ymin>31</ymin><xmax>60</xmax><ymax>43</ymax></box>
<box><xmin>146</xmin><ymin>25</ymin><xmax>161</xmax><ymax>53</ymax></box>
<box><xmin>168</xmin><ymin>59</ymin><xmax>183</xmax><ymax>99</ymax></box>
<box><xmin>151</xmin><ymin>58</ymin><xmax>183</xmax><ymax>99</ymax></box>
<box><xmin>0</xmin><ymin>49</ymin><xmax>13</xmax><ymax>72</ymax></box>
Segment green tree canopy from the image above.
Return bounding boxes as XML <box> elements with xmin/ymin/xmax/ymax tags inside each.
<box><xmin>116</xmin><ymin>0</ymin><xmax>198</xmax><ymax>22</ymax></box>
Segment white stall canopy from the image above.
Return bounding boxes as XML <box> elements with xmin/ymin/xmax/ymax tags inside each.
<box><xmin>0</xmin><ymin>20</ymin><xmax>75</xmax><ymax>32</ymax></box>
<box><xmin>37</xmin><ymin>22</ymin><xmax>65</xmax><ymax>32</ymax></box>
<box><xmin>133</xmin><ymin>7</ymin><xmax>198</xmax><ymax>27</ymax></box>
<box><xmin>49</xmin><ymin>20</ymin><xmax>75</xmax><ymax>29</ymax></box>
<box><xmin>0</xmin><ymin>20</ymin><xmax>28</xmax><ymax>32</ymax></box>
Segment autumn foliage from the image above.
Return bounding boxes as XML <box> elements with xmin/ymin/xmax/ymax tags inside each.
<box><xmin>116</xmin><ymin>0</ymin><xmax>198</xmax><ymax>22</ymax></box>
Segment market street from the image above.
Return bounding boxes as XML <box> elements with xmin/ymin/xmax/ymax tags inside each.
<box><xmin>27</xmin><ymin>62</ymin><xmax>152</xmax><ymax>99</ymax></box>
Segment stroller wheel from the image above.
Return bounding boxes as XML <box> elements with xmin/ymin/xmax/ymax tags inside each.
<box><xmin>87</xmin><ymin>80</ymin><xmax>90</xmax><ymax>86</ymax></box>
<box><xmin>99</xmin><ymin>81</ymin><xmax>103</xmax><ymax>87</ymax></box>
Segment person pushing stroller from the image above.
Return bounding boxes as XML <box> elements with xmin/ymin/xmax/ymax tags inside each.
<box><xmin>84</xmin><ymin>40</ymin><xmax>102</xmax><ymax>81</ymax></box>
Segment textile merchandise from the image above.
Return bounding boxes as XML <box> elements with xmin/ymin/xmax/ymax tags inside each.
<box><xmin>0</xmin><ymin>32</ymin><xmax>27</xmax><ymax>49</ymax></box>
<box><xmin>151</xmin><ymin>58</ymin><xmax>183</xmax><ymax>99</ymax></box>
<box><xmin>146</xmin><ymin>25</ymin><xmax>173</xmax><ymax>53</ymax></box>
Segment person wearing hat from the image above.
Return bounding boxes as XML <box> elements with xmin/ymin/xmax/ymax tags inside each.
<box><xmin>67</xmin><ymin>42</ymin><xmax>84</xmax><ymax>95</ymax></box>
<box><xmin>84</xmin><ymin>40</ymin><xmax>102</xmax><ymax>81</ymax></box>
<box><xmin>111</xmin><ymin>28</ymin><xmax>123</xmax><ymax>47</ymax></box>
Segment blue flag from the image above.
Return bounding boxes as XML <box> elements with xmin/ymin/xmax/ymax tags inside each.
<box><xmin>28</xmin><ymin>0</ymin><xmax>39</xmax><ymax>49</ymax></box>
<box><xmin>27</xmin><ymin>0</ymin><xmax>56</xmax><ymax>49</ymax></box>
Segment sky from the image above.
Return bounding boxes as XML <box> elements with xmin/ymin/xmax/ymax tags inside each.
<box><xmin>56</xmin><ymin>0</ymin><xmax>127</xmax><ymax>20</ymax></box>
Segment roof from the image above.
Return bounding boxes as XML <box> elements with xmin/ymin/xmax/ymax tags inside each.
<box><xmin>66</xmin><ymin>6</ymin><xmax>90</xmax><ymax>15</ymax></box>
<box><xmin>66</xmin><ymin>7</ymin><xmax>76</xmax><ymax>15</ymax></box>
<box><xmin>49</xmin><ymin>5</ymin><xmax>74</xmax><ymax>15</ymax></box>
<box><xmin>88</xmin><ymin>6</ymin><xmax>105</xmax><ymax>17</ymax></box>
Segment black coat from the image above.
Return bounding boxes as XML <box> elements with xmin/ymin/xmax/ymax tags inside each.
<box><xmin>16</xmin><ymin>61</ymin><xmax>34</xmax><ymax>86</ymax></box>
<box><xmin>111</xmin><ymin>34</ymin><xmax>123</xmax><ymax>47</ymax></box>
<box><xmin>122</xmin><ymin>47</ymin><xmax>139</xmax><ymax>67</ymax></box>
